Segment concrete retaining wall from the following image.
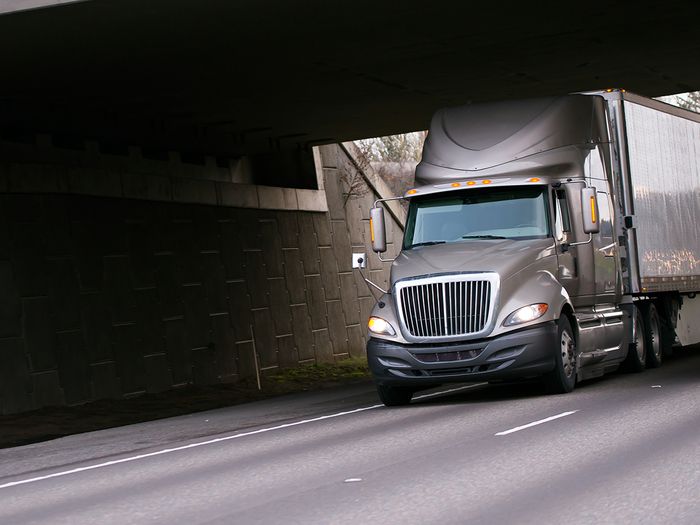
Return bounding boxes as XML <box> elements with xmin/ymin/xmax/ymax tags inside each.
<box><xmin>0</xmin><ymin>143</ymin><xmax>403</xmax><ymax>414</ymax></box>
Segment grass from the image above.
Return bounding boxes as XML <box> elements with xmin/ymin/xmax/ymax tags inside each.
<box><xmin>268</xmin><ymin>357</ymin><xmax>370</xmax><ymax>389</ymax></box>
<box><xmin>0</xmin><ymin>356</ymin><xmax>372</xmax><ymax>449</ymax></box>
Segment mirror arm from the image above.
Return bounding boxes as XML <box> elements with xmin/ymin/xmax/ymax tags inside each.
<box><xmin>373</xmin><ymin>196</ymin><xmax>405</xmax><ymax>207</ymax></box>
<box><xmin>377</xmin><ymin>252</ymin><xmax>397</xmax><ymax>263</ymax></box>
<box><xmin>362</xmin><ymin>275</ymin><xmax>389</xmax><ymax>295</ymax></box>
<box><xmin>565</xmin><ymin>233</ymin><xmax>593</xmax><ymax>248</ymax></box>
<box><xmin>356</xmin><ymin>267</ymin><xmax>389</xmax><ymax>297</ymax></box>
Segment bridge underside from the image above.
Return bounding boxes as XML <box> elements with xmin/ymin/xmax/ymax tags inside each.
<box><xmin>1</xmin><ymin>1</ymin><xmax>699</xmax><ymax>415</ymax></box>
<box><xmin>2</xmin><ymin>0</ymin><xmax>699</xmax><ymax>158</ymax></box>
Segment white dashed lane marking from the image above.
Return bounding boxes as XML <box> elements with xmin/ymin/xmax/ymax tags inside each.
<box><xmin>495</xmin><ymin>411</ymin><xmax>579</xmax><ymax>436</ymax></box>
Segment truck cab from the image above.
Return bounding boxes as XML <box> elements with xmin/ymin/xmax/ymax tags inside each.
<box><xmin>359</xmin><ymin>93</ymin><xmax>685</xmax><ymax>406</ymax></box>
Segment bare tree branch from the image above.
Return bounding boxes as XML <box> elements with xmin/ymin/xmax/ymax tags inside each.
<box><xmin>657</xmin><ymin>91</ymin><xmax>700</xmax><ymax>113</ymax></box>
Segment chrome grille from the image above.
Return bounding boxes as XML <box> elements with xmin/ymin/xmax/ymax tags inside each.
<box><xmin>398</xmin><ymin>278</ymin><xmax>493</xmax><ymax>338</ymax></box>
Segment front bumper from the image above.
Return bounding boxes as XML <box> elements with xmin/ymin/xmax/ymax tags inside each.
<box><xmin>367</xmin><ymin>321</ymin><xmax>558</xmax><ymax>387</ymax></box>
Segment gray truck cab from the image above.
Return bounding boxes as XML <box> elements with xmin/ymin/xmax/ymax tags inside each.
<box><xmin>361</xmin><ymin>94</ymin><xmax>642</xmax><ymax>406</ymax></box>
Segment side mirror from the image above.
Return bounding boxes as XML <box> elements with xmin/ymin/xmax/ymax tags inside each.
<box><xmin>581</xmin><ymin>187</ymin><xmax>600</xmax><ymax>234</ymax></box>
<box><xmin>370</xmin><ymin>206</ymin><xmax>387</xmax><ymax>253</ymax></box>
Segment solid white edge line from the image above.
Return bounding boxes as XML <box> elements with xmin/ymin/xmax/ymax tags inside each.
<box><xmin>0</xmin><ymin>404</ymin><xmax>380</xmax><ymax>490</ymax></box>
<box><xmin>0</xmin><ymin>382</ymin><xmax>488</xmax><ymax>490</ymax></box>
<box><xmin>495</xmin><ymin>410</ymin><xmax>579</xmax><ymax>436</ymax></box>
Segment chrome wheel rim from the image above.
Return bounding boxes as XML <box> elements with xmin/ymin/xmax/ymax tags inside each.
<box><xmin>561</xmin><ymin>329</ymin><xmax>575</xmax><ymax>378</ymax></box>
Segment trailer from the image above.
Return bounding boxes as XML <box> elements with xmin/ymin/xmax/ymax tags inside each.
<box><xmin>357</xmin><ymin>90</ymin><xmax>700</xmax><ymax>406</ymax></box>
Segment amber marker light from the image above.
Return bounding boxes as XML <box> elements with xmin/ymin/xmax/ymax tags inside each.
<box><xmin>451</xmin><ymin>182</ymin><xmax>461</xmax><ymax>188</ymax></box>
<box><xmin>482</xmin><ymin>179</ymin><xmax>492</xmax><ymax>184</ymax></box>
<box><xmin>407</xmin><ymin>189</ymin><xmax>418</xmax><ymax>195</ymax></box>
<box><xmin>466</xmin><ymin>181</ymin><xmax>476</xmax><ymax>186</ymax></box>
<box><xmin>528</xmin><ymin>177</ymin><xmax>541</xmax><ymax>183</ymax></box>
<box><xmin>590</xmin><ymin>196</ymin><xmax>597</xmax><ymax>223</ymax></box>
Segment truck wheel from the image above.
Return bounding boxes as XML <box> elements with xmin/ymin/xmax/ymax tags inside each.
<box><xmin>641</xmin><ymin>303</ymin><xmax>662</xmax><ymax>368</ymax></box>
<box><xmin>622</xmin><ymin>305</ymin><xmax>646</xmax><ymax>372</ymax></box>
<box><xmin>658</xmin><ymin>300</ymin><xmax>677</xmax><ymax>358</ymax></box>
<box><xmin>376</xmin><ymin>384</ymin><xmax>413</xmax><ymax>407</ymax></box>
<box><xmin>544</xmin><ymin>316</ymin><xmax>577</xmax><ymax>394</ymax></box>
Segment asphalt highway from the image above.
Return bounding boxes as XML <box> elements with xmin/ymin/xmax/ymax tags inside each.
<box><xmin>1</xmin><ymin>348</ymin><xmax>699</xmax><ymax>524</ymax></box>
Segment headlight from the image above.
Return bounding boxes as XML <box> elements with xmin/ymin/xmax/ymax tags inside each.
<box><xmin>368</xmin><ymin>316</ymin><xmax>396</xmax><ymax>336</ymax></box>
<box><xmin>503</xmin><ymin>303</ymin><xmax>549</xmax><ymax>327</ymax></box>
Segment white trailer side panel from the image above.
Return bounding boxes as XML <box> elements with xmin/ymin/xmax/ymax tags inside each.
<box><xmin>624</xmin><ymin>99</ymin><xmax>700</xmax><ymax>292</ymax></box>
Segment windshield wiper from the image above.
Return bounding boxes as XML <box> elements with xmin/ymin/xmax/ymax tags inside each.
<box><xmin>461</xmin><ymin>235</ymin><xmax>507</xmax><ymax>240</ymax></box>
<box><xmin>409</xmin><ymin>241</ymin><xmax>446</xmax><ymax>248</ymax></box>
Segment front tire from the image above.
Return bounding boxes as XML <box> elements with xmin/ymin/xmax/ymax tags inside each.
<box><xmin>376</xmin><ymin>384</ymin><xmax>413</xmax><ymax>407</ymax></box>
<box><xmin>543</xmin><ymin>316</ymin><xmax>577</xmax><ymax>394</ymax></box>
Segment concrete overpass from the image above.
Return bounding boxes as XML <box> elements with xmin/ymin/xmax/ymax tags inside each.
<box><xmin>1</xmin><ymin>0</ymin><xmax>699</xmax><ymax>414</ymax></box>
<box><xmin>2</xmin><ymin>0</ymin><xmax>699</xmax><ymax>158</ymax></box>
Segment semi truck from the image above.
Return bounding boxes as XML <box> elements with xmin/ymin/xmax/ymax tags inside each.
<box><xmin>356</xmin><ymin>89</ymin><xmax>700</xmax><ymax>406</ymax></box>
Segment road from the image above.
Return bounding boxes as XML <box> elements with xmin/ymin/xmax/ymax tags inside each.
<box><xmin>1</xmin><ymin>348</ymin><xmax>699</xmax><ymax>525</ymax></box>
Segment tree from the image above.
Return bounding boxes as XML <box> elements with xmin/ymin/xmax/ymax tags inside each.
<box><xmin>657</xmin><ymin>91</ymin><xmax>700</xmax><ymax>113</ymax></box>
<box><xmin>675</xmin><ymin>91</ymin><xmax>700</xmax><ymax>112</ymax></box>
<box><xmin>355</xmin><ymin>131</ymin><xmax>427</xmax><ymax>165</ymax></box>
<box><xmin>354</xmin><ymin>131</ymin><xmax>427</xmax><ymax>199</ymax></box>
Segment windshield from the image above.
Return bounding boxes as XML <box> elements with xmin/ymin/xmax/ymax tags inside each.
<box><xmin>403</xmin><ymin>186</ymin><xmax>551</xmax><ymax>249</ymax></box>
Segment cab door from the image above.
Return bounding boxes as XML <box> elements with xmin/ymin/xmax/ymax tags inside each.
<box><xmin>593</xmin><ymin>187</ymin><xmax>625</xmax><ymax>357</ymax></box>
<box><xmin>593</xmin><ymin>191</ymin><xmax>617</xmax><ymax>299</ymax></box>
<box><xmin>551</xmin><ymin>188</ymin><xmax>579</xmax><ymax>298</ymax></box>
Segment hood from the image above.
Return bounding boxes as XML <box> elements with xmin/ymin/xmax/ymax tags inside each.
<box><xmin>390</xmin><ymin>238</ymin><xmax>555</xmax><ymax>286</ymax></box>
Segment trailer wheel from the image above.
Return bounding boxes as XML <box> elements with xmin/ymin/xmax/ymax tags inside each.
<box><xmin>622</xmin><ymin>305</ymin><xmax>646</xmax><ymax>372</ymax></box>
<box><xmin>641</xmin><ymin>303</ymin><xmax>663</xmax><ymax>368</ymax></box>
<box><xmin>376</xmin><ymin>384</ymin><xmax>413</xmax><ymax>407</ymax></box>
<box><xmin>658</xmin><ymin>297</ymin><xmax>678</xmax><ymax>357</ymax></box>
<box><xmin>544</xmin><ymin>316</ymin><xmax>577</xmax><ymax>394</ymax></box>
